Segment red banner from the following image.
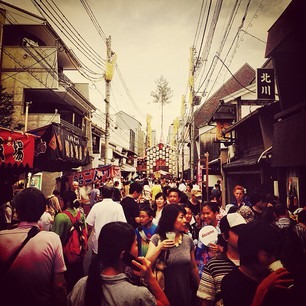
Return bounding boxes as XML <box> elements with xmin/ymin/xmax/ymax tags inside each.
<box><xmin>68</xmin><ymin>165</ymin><xmax>121</xmax><ymax>187</ymax></box>
<box><xmin>0</xmin><ymin>128</ymin><xmax>36</xmax><ymax>168</ymax></box>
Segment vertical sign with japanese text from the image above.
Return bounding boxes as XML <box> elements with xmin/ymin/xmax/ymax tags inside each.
<box><xmin>257</xmin><ymin>68</ymin><xmax>275</xmax><ymax>100</ymax></box>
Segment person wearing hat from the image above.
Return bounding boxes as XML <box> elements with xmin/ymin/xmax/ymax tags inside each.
<box><xmin>196</xmin><ymin>212</ymin><xmax>247</xmax><ymax>306</ymax></box>
<box><xmin>221</xmin><ymin>221</ymin><xmax>301</xmax><ymax>306</ymax></box>
<box><xmin>188</xmin><ymin>187</ymin><xmax>202</xmax><ymax>218</ymax></box>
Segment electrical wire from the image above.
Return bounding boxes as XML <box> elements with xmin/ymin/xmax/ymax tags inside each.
<box><xmin>31</xmin><ymin>0</ymin><xmax>106</xmax><ymax>76</ymax></box>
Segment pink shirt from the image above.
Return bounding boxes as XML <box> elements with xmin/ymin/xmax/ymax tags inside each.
<box><xmin>0</xmin><ymin>222</ymin><xmax>66</xmax><ymax>305</ymax></box>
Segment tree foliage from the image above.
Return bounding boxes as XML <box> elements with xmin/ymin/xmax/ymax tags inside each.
<box><xmin>0</xmin><ymin>85</ymin><xmax>14</xmax><ymax>128</ymax></box>
<box><xmin>151</xmin><ymin>76</ymin><xmax>173</xmax><ymax>133</ymax></box>
<box><xmin>151</xmin><ymin>75</ymin><xmax>173</xmax><ymax>106</ymax></box>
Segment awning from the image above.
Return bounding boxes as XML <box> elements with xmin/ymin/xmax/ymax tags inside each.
<box><xmin>113</xmin><ymin>150</ymin><xmax>127</xmax><ymax>159</ymax></box>
<box><xmin>120</xmin><ymin>163</ymin><xmax>137</xmax><ymax>172</ymax></box>
<box><xmin>223</xmin><ymin>149</ymin><xmax>270</xmax><ymax>169</ymax></box>
<box><xmin>29</xmin><ymin>123</ymin><xmax>90</xmax><ymax>172</ymax></box>
<box><xmin>0</xmin><ymin>127</ymin><xmax>38</xmax><ymax>180</ymax></box>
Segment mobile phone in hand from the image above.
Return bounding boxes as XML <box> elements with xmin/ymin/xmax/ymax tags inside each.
<box><xmin>122</xmin><ymin>252</ymin><xmax>141</xmax><ymax>271</ymax></box>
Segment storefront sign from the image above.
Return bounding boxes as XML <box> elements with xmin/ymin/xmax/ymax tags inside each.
<box><xmin>70</xmin><ymin>165</ymin><xmax>121</xmax><ymax>186</ymax></box>
<box><xmin>0</xmin><ymin>128</ymin><xmax>35</xmax><ymax>168</ymax></box>
<box><xmin>30</xmin><ymin>123</ymin><xmax>90</xmax><ymax>171</ymax></box>
<box><xmin>257</xmin><ymin>68</ymin><xmax>275</xmax><ymax>100</ymax></box>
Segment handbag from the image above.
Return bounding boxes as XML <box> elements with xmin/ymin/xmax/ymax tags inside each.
<box><xmin>152</xmin><ymin>249</ymin><xmax>168</xmax><ymax>290</ymax></box>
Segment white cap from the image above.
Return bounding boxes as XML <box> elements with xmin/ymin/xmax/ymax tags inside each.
<box><xmin>227</xmin><ymin>212</ymin><xmax>247</xmax><ymax>228</ymax></box>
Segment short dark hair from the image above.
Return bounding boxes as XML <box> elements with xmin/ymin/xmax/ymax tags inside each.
<box><xmin>249</xmin><ymin>189</ymin><xmax>265</xmax><ymax>205</ymax></box>
<box><xmin>61</xmin><ymin>190</ymin><xmax>77</xmax><ymax>208</ymax></box>
<box><xmin>139</xmin><ymin>203</ymin><xmax>154</xmax><ymax>217</ymax></box>
<box><xmin>114</xmin><ymin>181</ymin><xmax>120</xmax><ymax>187</ymax></box>
<box><xmin>274</xmin><ymin>204</ymin><xmax>288</xmax><ymax>217</ymax></box>
<box><xmin>202</xmin><ymin>201</ymin><xmax>220</xmax><ymax>214</ymax></box>
<box><xmin>167</xmin><ymin>187</ymin><xmax>181</xmax><ymax>198</ymax></box>
<box><xmin>238</xmin><ymin>222</ymin><xmax>281</xmax><ymax>266</ymax></box>
<box><xmin>180</xmin><ymin>192</ymin><xmax>188</xmax><ymax>204</ymax></box>
<box><xmin>129</xmin><ymin>182</ymin><xmax>143</xmax><ymax>194</ymax></box>
<box><xmin>101</xmin><ymin>185</ymin><xmax>114</xmax><ymax>198</ymax></box>
<box><xmin>155</xmin><ymin>192</ymin><xmax>166</xmax><ymax>202</ymax></box>
<box><xmin>162</xmin><ymin>185</ymin><xmax>171</xmax><ymax>196</ymax></box>
<box><xmin>12</xmin><ymin>187</ymin><xmax>46</xmax><ymax>222</ymax></box>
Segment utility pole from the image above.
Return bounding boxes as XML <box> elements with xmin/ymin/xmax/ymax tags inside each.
<box><xmin>190</xmin><ymin>104</ymin><xmax>195</xmax><ymax>181</ymax></box>
<box><xmin>24</xmin><ymin>101</ymin><xmax>32</xmax><ymax>132</ymax></box>
<box><xmin>104</xmin><ymin>36</ymin><xmax>113</xmax><ymax>164</ymax></box>
<box><xmin>180</xmin><ymin>126</ymin><xmax>185</xmax><ymax>179</ymax></box>
<box><xmin>190</xmin><ymin>47</ymin><xmax>196</xmax><ymax>181</ymax></box>
<box><xmin>205</xmin><ymin>151</ymin><xmax>209</xmax><ymax>201</ymax></box>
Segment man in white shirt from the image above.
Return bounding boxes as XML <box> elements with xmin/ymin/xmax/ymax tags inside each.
<box><xmin>86</xmin><ymin>185</ymin><xmax>127</xmax><ymax>257</ymax></box>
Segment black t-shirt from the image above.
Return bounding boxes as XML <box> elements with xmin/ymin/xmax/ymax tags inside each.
<box><xmin>113</xmin><ymin>188</ymin><xmax>121</xmax><ymax>202</ymax></box>
<box><xmin>221</xmin><ymin>267</ymin><xmax>257</xmax><ymax>306</ymax></box>
<box><xmin>187</xmin><ymin>200</ymin><xmax>200</xmax><ymax>216</ymax></box>
<box><xmin>221</xmin><ymin>266</ymin><xmax>302</xmax><ymax>306</ymax></box>
<box><xmin>120</xmin><ymin>196</ymin><xmax>139</xmax><ymax>229</ymax></box>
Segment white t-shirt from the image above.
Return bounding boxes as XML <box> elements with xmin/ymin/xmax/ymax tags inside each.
<box><xmin>86</xmin><ymin>198</ymin><xmax>127</xmax><ymax>254</ymax></box>
<box><xmin>38</xmin><ymin>211</ymin><xmax>54</xmax><ymax>231</ymax></box>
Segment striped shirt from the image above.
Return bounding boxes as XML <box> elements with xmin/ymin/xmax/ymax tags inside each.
<box><xmin>197</xmin><ymin>254</ymin><xmax>238</xmax><ymax>303</ymax></box>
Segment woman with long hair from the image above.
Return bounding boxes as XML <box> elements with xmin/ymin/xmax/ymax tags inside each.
<box><xmin>68</xmin><ymin>221</ymin><xmax>169</xmax><ymax>306</ymax></box>
<box><xmin>146</xmin><ymin>204</ymin><xmax>200</xmax><ymax>306</ymax></box>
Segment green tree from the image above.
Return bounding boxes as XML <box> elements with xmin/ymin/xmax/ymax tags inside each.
<box><xmin>0</xmin><ymin>85</ymin><xmax>14</xmax><ymax>128</ymax></box>
<box><xmin>151</xmin><ymin>75</ymin><xmax>173</xmax><ymax>135</ymax></box>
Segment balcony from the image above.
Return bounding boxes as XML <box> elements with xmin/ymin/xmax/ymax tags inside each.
<box><xmin>60</xmin><ymin>118</ymin><xmax>85</xmax><ymax>137</ymax></box>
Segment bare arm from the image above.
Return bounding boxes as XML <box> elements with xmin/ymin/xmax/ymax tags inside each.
<box><xmin>132</xmin><ymin>257</ymin><xmax>170</xmax><ymax>306</ymax></box>
<box><xmin>52</xmin><ymin>272</ymin><xmax>67</xmax><ymax>306</ymax></box>
<box><xmin>146</xmin><ymin>239</ymin><xmax>174</xmax><ymax>265</ymax></box>
<box><xmin>145</xmin><ymin>241</ymin><xmax>163</xmax><ymax>265</ymax></box>
<box><xmin>190</xmin><ymin>247</ymin><xmax>200</xmax><ymax>287</ymax></box>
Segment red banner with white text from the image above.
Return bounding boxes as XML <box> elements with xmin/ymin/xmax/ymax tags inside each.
<box><xmin>0</xmin><ymin>128</ymin><xmax>36</xmax><ymax>169</ymax></box>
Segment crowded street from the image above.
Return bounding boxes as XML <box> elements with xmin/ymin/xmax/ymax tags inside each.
<box><xmin>1</xmin><ymin>0</ymin><xmax>306</xmax><ymax>305</ymax></box>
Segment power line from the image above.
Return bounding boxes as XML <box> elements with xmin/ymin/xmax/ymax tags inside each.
<box><xmin>31</xmin><ymin>0</ymin><xmax>106</xmax><ymax>75</ymax></box>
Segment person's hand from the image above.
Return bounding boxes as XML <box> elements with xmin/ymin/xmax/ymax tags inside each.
<box><xmin>208</xmin><ymin>243</ymin><xmax>222</xmax><ymax>255</ymax></box>
<box><xmin>158</xmin><ymin>239</ymin><xmax>175</xmax><ymax>249</ymax></box>
<box><xmin>251</xmin><ymin>268</ymin><xmax>294</xmax><ymax>306</ymax></box>
<box><xmin>261</xmin><ymin>268</ymin><xmax>294</xmax><ymax>290</ymax></box>
<box><xmin>130</xmin><ymin>256</ymin><xmax>153</xmax><ymax>280</ymax></box>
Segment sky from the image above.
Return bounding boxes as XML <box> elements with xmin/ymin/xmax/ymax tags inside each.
<box><xmin>4</xmin><ymin>0</ymin><xmax>291</xmax><ymax>138</ymax></box>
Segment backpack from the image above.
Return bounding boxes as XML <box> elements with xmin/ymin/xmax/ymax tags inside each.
<box><xmin>62</xmin><ymin>210</ymin><xmax>88</xmax><ymax>264</ymax></box>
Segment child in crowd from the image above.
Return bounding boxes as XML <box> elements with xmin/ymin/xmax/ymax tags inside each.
<box><xmin>135</xmin><ymin>203</ymin><xmax>157</xmax><ymax>257</ymax></box>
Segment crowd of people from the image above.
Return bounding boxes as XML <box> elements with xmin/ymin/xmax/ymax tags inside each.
<box><xmin>1</xmin><ymin>176</ymin><xmax>306</xmax><ymax>306</ymax></box>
